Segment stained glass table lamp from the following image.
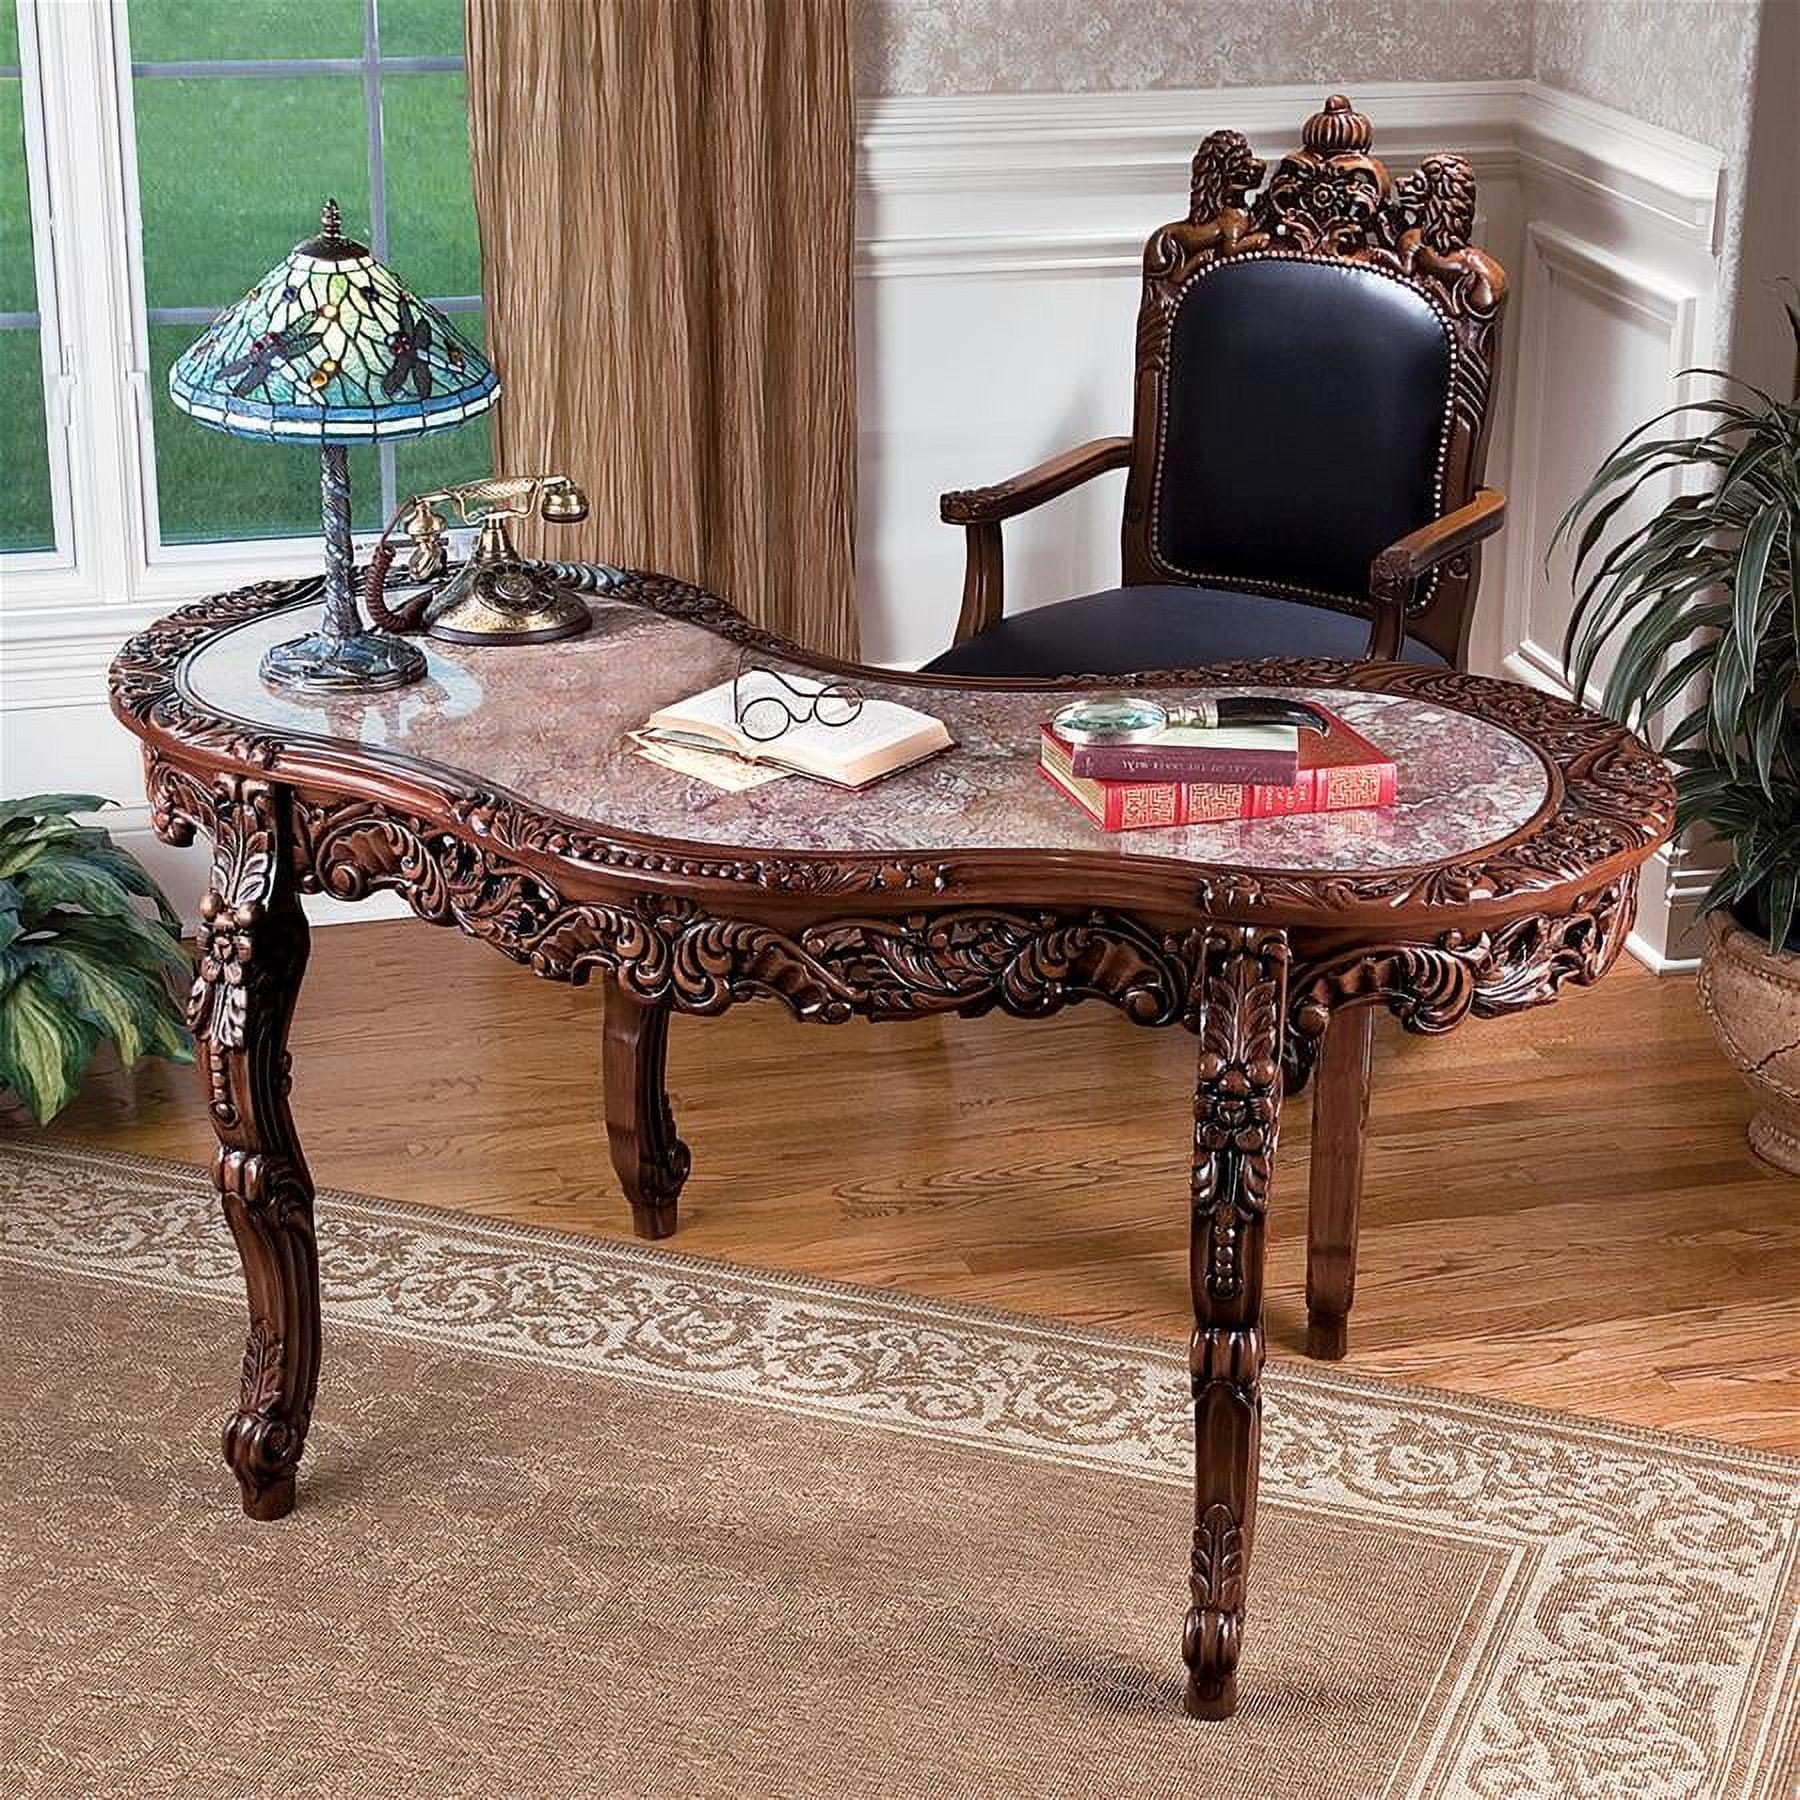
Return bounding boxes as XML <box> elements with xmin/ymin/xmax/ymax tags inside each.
<box><xmin>169</xmin><ymin>199</ymin><xmax>500</xmax><ymax>694</ymax></box>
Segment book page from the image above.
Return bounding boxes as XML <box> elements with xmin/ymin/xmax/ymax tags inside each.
<box><xmin>644</xmin><ymin>671</ymin><xmax>951</xmax><ymax>786</ymax></box>
<box><xmin>627</xmin><ymin>730</ymin><xmax>789</xmax><ymax>792</ymax></box>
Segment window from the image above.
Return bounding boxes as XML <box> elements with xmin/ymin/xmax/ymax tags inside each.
<box><xmin>123</xmin><ymin>0</ymin><xmax>489</xmax><ymax>546</ymax></box>
<box><xmin>0</xmin><ymin>2</ymin><xmax>56</xmax><ymax>555</ymax></box>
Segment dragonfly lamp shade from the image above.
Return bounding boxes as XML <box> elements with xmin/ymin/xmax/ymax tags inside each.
<box><xmin>169</xmin><ymin>198</ymin><xmax>501</xmax><ymax>694</ymax></box>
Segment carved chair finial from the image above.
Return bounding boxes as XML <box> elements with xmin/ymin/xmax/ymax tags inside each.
<box><xmin>1302</xmin><ymin>94</ymin><xmax>1373</xmax><ymax>156</ymax></box>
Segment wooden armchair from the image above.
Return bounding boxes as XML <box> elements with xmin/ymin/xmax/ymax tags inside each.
<box><xmin>927</xmin><ymin>95</ymin><xmax>1509</xmax><ymax>677</ymax></box>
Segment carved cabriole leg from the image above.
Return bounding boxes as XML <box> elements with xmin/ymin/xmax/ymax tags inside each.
<box><xmin>189</xmin><ymin>779</ymin><xmax>319</xmax><ymax>1521</ymax></box>
<box><xmin>1184</xmin><ymin>927</ymin><xmax>1287</xmax><ymax>1720</ymax></box>
<box><xmin>601</xmin><ymin>973</ymin><xmax>691</xmax><ymax>1240</ymax></box>
<box><xmin>1306</xmin><ymin>1005</ymin><xmax>1374</xmax><ymax>1361</ymax></box>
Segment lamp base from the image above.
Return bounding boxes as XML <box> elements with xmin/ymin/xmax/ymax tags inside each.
<box><xmin>259</xmin><ymin>628</ymin><xmax>428</xmax><ymax>695</ymax></box>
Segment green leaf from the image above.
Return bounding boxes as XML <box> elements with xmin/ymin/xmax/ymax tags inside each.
<box><xmin>48</xmin><ymin>909</ymin><xmax>192</xmax><ymax>980</ymax></box>
<box><xmin>1748</xmin><ymin>684</ymin><xmax>1789</xmax><ymax>798</ymax></box>
<box><xmin>0</xmin><ymin>966</ymin><xmax>99</xmax><ymax>1124</ymax></box>
<box><xmin>19</xmin><ymin>941</ymin><xmax>191</xmax><ymax>1068</ymax></box>
<box><xmin>83</xmin><ymin>845</ymin><xmax>183</xmax><ymax>933</ymax></box>
<box><xmin>1696</xmin><ymin>864</ymin><xmax>1746</xmax><ymax>920</ymax></box>
<box><xmin>12</xmin><ymin>852</ymin><xmax>148</xmax><ymax>923</ymax></box>
<box><xmin>0</xmin><ymin>794</ymin><xmax>112</xmax><ymax>832</ymax></box>
<box><xmin>1728</xmin><ymin>505</ymin><xmax>1783</xmax><ymax>681</ymax></box>
<box><xmin>1767</xmin><ymin>869</ymin><xmax>1799</xmax><ymax>956</ymax></box>
<box><xmin>0</xmin><ymin>814</ymin><xmax>106</xmax><ymax>878</ymax></box>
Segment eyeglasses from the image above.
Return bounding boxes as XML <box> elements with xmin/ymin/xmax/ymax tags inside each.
<box><xmin>732</xmin><ymin>654</ymin><xmax>864</xmax><ymax>742</ymax></box>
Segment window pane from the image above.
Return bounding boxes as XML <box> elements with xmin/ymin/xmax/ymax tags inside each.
<box><xmin>133</xmin><ymin>75</ymin><xmax>369</xmax><ymax>311</ymax></box>
<box><xmin>0</xmin><ymin>328</ymin><xmax>54</xmax><ymax>551</ymax></box>
<box><xmin>149</xmin><ymin>323</ymin><xmax>380</xmax><ymax>542</ymax></box>
<box><xmin>126</xmin><ymin>0</ymin><xmax>363</xmax><ymax>65</ymax></box>
<box><xmin>381</xmin><ymin>73</ymin><xmax>480</xmax><ymax>297</ymax></box>
<box><xmin>392</xmin><ymin>414</ymin><xmax>492</xmax><ymax>507</ymax></box>
<box><xmin>1</xmin><ymin>72</ymin><xmax>35</xmax><ymax>313</ymax></box>
<box><xmin>126</xmin><ymin>3</ymin><xmax>484</xmax><ymax>548</ymax></box>
<box><xmin>376</xmin><ymin>0</ymin><xmax>464</xmax><ymax>60</ymax></box>
<box><xmin>0</xmin><ymin>49</ymin><xmax>53</xmax><ymax>554</ymax></box>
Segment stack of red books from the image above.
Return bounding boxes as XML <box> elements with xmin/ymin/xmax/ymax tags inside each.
<box><xmin>1038</xmin><ymin>708</ymin><xmax>1396</xmax><ymax>832</ymax></box>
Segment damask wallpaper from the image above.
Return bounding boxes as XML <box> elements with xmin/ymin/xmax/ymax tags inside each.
<box><xmin>1531</xmin><ymin>0</ymin><xmax>1761</xmax><ymax>156</ymax></box>
<box><xmin>854</xmin><ymin>0</ymin><xmax>1764</xmax><ymax>163</ymax></box>
<box><xmin>853</xmin><ymin>0</ymin><xmax>1532</xmax><ymax>97</ymax></box>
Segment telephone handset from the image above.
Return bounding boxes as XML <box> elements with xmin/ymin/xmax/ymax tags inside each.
<box><xmin>363</xmin><ymin>473</ymin><xmax>594</xmax><ymax>646</ymax></box>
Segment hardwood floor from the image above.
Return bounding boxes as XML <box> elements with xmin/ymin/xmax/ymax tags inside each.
<box><xmin>38</xmin><ymin>917</ymin><xmax>1800</xmax><ymax>1454</ymax></box>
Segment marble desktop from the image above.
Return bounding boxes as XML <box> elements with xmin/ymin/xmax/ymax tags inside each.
<box><xmin>179</xmin><ymin>596</ymin><xmax>1551</xmax><ymax>875</ymax></box>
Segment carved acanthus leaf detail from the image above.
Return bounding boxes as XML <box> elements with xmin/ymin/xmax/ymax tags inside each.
<box><xmin>1190</xmin><ymin>1501</ymin><xmax>1248</xmax><ymax>1613</ymax></box>
<box><xmin>238</xmin><ymin>1316</ymin><xmax>288</xmax><ymax>1417</ymax></box>
<box><xmin>1192</xmin><ymin>931</ymin><xmax>1287</xmax><ymax>1300</ymax></box>
<box><xmin>1284</xmin><ymin>878</ymin><xmax>1638</xmax><ymax>1088</ymax></box>
<box><xmin>288</xmin><ymin>793</ymin><xmax>1223</xmax><ymax>1031</ymax></box>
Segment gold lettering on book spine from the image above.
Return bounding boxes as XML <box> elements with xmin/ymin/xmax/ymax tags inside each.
<box><xmin>1325</xmin><ymin>767</ymin><xmax>1383</xmax><ymax>809</ymax></box>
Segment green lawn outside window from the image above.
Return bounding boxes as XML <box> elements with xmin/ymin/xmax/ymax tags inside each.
<box><xmin>0</xmin><ymin>0</ymin><xmax>490</xmax><ymax>557</ymax></box>
<box><xmin>1</xmin><ymin>0</ymin><xmax>55</xmax><ymax>554</ymax></box>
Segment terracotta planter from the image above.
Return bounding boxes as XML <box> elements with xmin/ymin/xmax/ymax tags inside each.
<box><xmin>1698</xmin><ymin>911</ymin><xmax>1800</xmax><ymax>1175</ymax></box>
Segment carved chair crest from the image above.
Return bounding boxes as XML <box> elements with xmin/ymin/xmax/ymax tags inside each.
<box><xmin>1176</xmin><ymin>96</ymin><xmax>1501</xmax><ymax>315</ymax></box>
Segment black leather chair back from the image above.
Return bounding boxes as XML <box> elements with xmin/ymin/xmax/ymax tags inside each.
<box><xmin>1156</xmin><ymin>258</ymin><xmax>1452</xmax><ymax>608</ymax></box>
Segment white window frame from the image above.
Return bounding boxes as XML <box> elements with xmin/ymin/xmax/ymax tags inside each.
<box><xmin>0</xmin><ymin>0</ymin><xmax>75</xmax><ymax>574</ymax></box>
<box><xmin>1</xmin><ymin>0</ymin><xmax>482</xmax><ymax>669</ymax></box>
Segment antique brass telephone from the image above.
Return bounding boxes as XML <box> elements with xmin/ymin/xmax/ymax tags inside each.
<box><xmin>362</xmin><ymin>473</ymin><xmax>593</xmax><ymax>645</ymax></box>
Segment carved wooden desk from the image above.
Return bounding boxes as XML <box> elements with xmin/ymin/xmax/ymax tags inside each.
<box><xmin>109</xmin><ymin>571</ymin><xmax>1672</xmax><ymax>1719</ymax></box>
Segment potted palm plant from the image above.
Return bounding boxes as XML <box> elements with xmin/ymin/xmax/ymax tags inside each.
<box><xmin>1558</xmin><ymin>294</ymin><xmax>1800</xmax><ymax>1170</ymax></box>
<box><xmin>0</xmin><ymin>794</ymin><xmax>192</xmax><ymax>1124</ymax></box>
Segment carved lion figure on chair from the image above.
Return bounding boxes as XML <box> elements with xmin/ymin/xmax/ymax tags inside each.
<box><xmin>1395</xmin><ymin>152</ymin><xmax>1477</xmax><ymax>252</ymax></box>
<box><xmin>1187</xmin><ymin>130</ymin><xmax>1266</xmax><ymax>249</ymax></box>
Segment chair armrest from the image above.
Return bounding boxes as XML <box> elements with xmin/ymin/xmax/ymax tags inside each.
<box><xmin>1366</xmin><ymin>488</ymin><xmax>1506</xmax><ymax>659</ymax></box>
<box><xmin>940</xmin><ymin>436</ymin><xmax>1132</xmax><ymax>526</ymax></box>
<box><xmin>941</xmin><ymin>437</ymin><xmax>1131</xmax><ymax>643</ymax></box>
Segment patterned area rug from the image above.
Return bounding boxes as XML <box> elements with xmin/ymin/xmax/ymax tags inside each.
<box><xmin>3</xmin><ymin>1140</ymin><xmax>1796</xmax><ymax>1799</ymax></box>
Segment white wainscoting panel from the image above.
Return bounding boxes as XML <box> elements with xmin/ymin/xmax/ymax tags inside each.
<box><xmin>1494</xmin><ymin>88</ymin><xmax>1725</xmax><ymax>969</ymax></box>
<box><xmin>1501</xmin><ymin>221</ymin><xmax>1702</xmax><ymax>699</ymax></box>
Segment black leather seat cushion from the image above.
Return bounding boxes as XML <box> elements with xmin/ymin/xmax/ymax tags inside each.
<box><xmin>923</xmin><ymin>583</ymin><xmax>1446</xmax><ymax>678</ymax></box>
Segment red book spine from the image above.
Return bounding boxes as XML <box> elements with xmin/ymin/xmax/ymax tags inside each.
<box><xmin>1068</xmin><ymin>744</ymin><xmax>1300</xmax><ymax>785</ymax></box>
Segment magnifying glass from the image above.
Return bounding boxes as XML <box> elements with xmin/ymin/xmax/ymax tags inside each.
<box><xmin>1049</xmin><ymin>693</ymin><xmax>1332</xmax><ymax>747</ymax></box>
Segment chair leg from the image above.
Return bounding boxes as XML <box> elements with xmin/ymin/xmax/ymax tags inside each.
<box><xmin>1305</xmin><ymin>1006</ymin><xmax>1374</xmax><ymax>1361</ymax></box>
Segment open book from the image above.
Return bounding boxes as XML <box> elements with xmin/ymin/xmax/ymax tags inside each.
<box><xmin>641</xmin><ymin>671</ymin><xmax>954</xmax><ymax>789</ymax></box>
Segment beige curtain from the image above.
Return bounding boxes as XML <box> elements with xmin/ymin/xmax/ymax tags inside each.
<box><xmin>465</xmin><ymin>0</ymin><xmax>859</xmax><ymax>660</ymax></box>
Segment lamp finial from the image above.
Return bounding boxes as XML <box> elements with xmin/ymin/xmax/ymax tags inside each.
<box><xmin>320</xmin><ymin>196</ymin><xmax>343</xmax><ymax>241</ymax></box>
